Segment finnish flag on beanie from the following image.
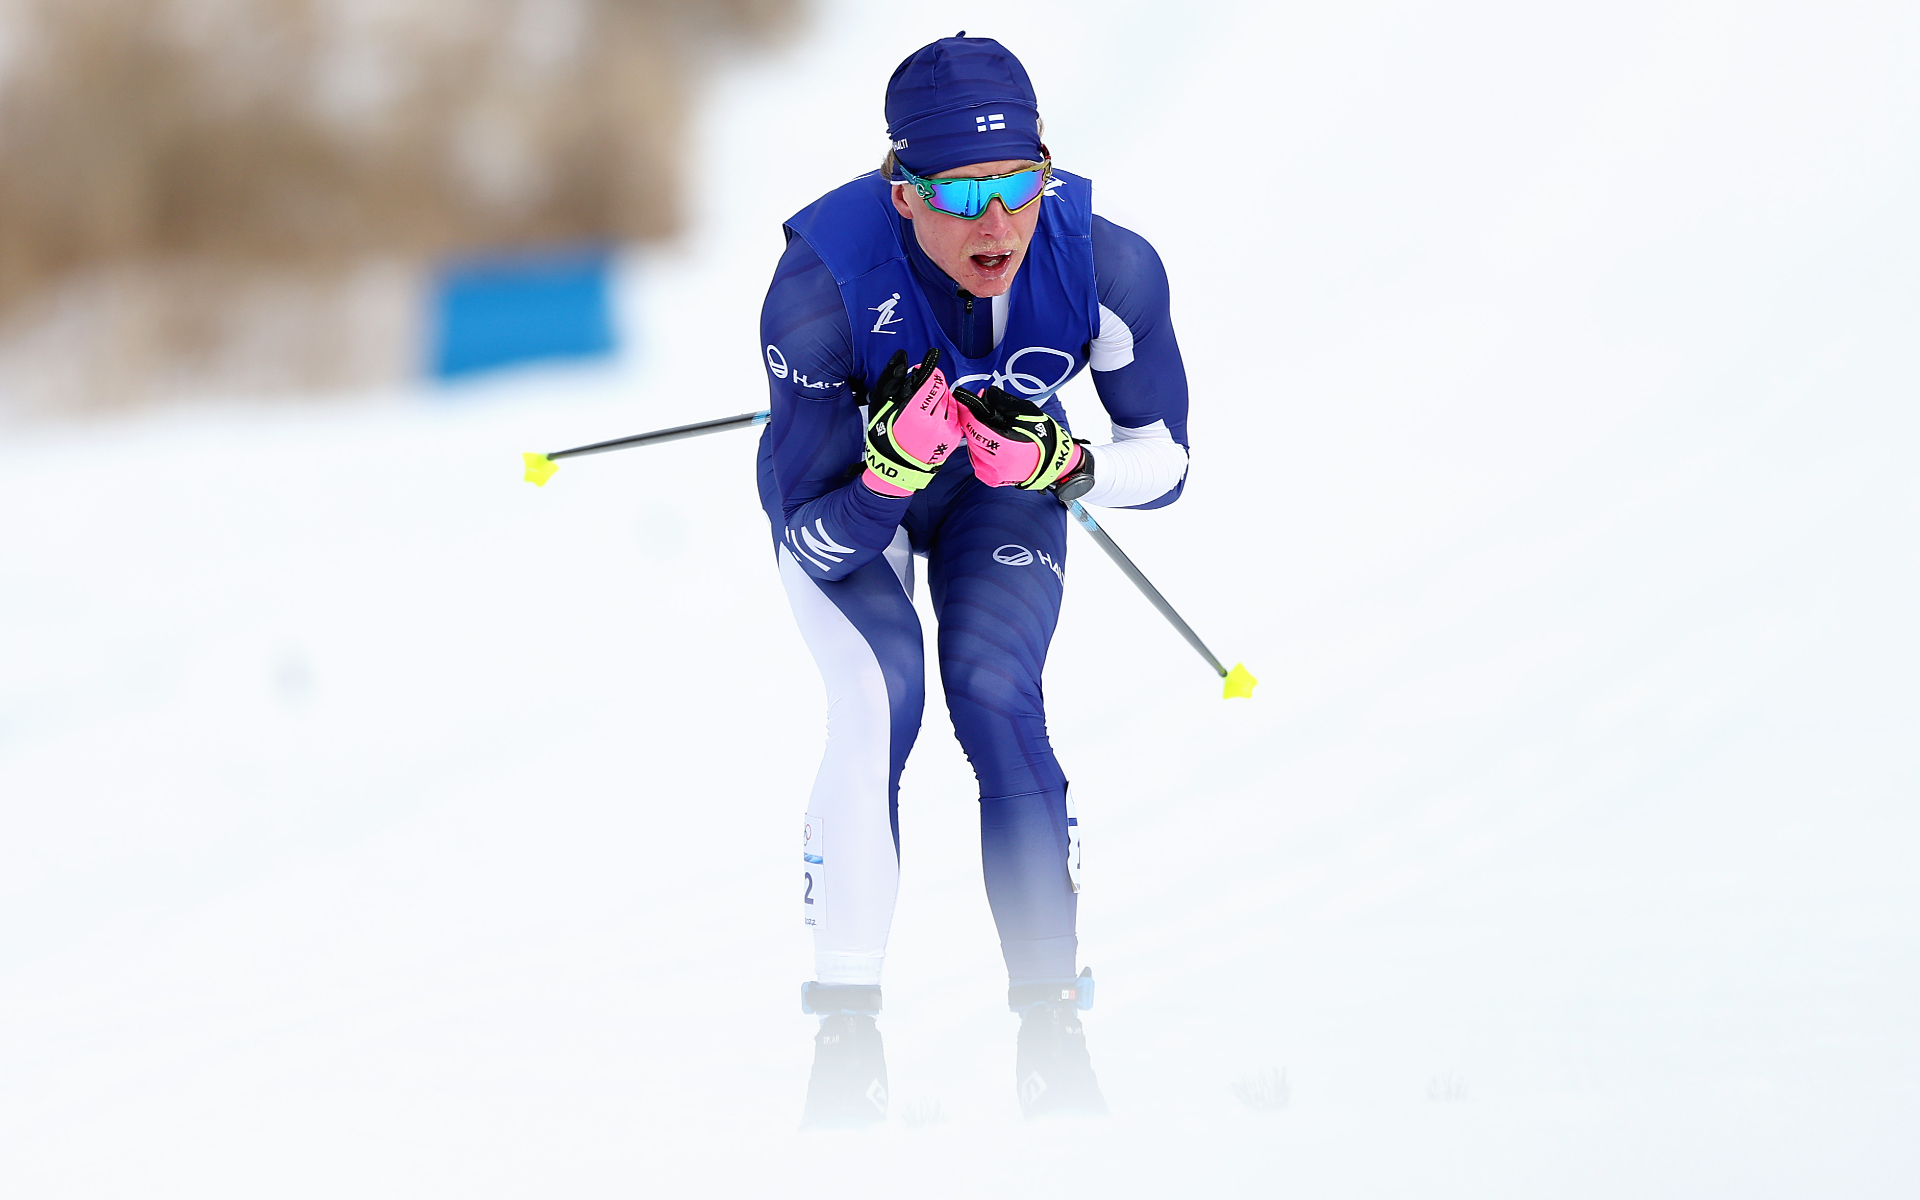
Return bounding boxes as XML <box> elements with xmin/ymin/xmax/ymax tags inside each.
<box><xmin>885</xmin><ymin>34</ymin><xmax>1043</xmax><ymax>177</ymax></box>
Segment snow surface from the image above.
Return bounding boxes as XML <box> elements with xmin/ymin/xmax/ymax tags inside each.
<box><xmin>4</xmin><ymin>1</ymin><xmax>1919</xmax><ymax>1195</ymax></box>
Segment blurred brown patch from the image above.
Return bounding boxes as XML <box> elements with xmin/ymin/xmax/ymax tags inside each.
<box><xmin>0</xmin><ymin>0</ymin><xmax>798</xmax><ymax>413</ymax></box>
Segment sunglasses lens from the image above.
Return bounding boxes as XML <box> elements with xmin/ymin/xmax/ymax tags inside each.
<box><xmin>1004</xmin><ymin>170</ymin><xmax>1048</xmax><ymax>211</ymax></box>
<box><xmin>921</xmin><ymin>177</ymin><xmax>979</xmax><ymax>217</ymax></box>
<box><xmin>921</xmin><ymin>167</ymin><xmax>1047</xmax><ymax>218</ymax></box>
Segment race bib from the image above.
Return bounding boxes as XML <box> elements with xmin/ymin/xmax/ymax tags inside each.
<box><xmin>803</xmin><ymin>816</ymin><xmax>828</xmax><ymax>929</ymax></box>
<box><xmin>1065</xmin><ymin>786</ymin><xmax>1082</xmax><ymax>893</ymax></box>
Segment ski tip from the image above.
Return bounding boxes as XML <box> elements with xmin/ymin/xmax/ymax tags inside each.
<box><xmin>523</xmin><ymin>452</ymin><xmax>558</xmax><ymax>486</ymax></box>
<box><xmin>1223</xmin><ymin>663</ymin><xmax>1258</xmax><ymax>700</ymax></box>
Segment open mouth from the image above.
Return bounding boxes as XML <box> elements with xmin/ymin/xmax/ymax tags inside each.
<box><xmin>970</xmin><ymin>252</ymin><xmax>1012</xmax><ymax>273</ymax></box>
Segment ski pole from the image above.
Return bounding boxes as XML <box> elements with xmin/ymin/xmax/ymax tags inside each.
<box><xmin>1062</xmin><ymin>498</ymin><xmax>1257</xmax><ymax>700</ymax></box>
<box><xmin>522</xmin><ymin>410</ymin><xmax>769</xmax><ymax>485</ymax></box>
<box><xmin>521</xmin><ymin>413</ymin><xmax>1254</xmax><ymax>698</ymax></box>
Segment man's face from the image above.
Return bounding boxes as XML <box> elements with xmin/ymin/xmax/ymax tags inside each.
<box><xmin>890</xmin><ymin>159</ymin><xmax>1044</xmax><ymax>298</ymax></box>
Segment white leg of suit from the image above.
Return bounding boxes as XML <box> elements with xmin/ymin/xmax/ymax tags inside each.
<box><xmin>778</xmin><ymin>529</ymin><xmax>916</xmax><ymax>986</ymax></box>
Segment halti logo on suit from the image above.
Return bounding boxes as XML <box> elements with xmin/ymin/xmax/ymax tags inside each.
<box><xmin>995</xmin><ymin>544</ymin><xmax>1064</xmax><ymax>583</ymax></box>
<box><xmin>765</xmin><ymin>343</ymin><xmax>839</xmax><ymax>390</ymax></box>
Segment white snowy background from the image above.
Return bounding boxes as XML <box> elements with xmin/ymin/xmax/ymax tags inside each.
<box><xmin>4</xmin><ymin>0</ymin><xmax>1917</xmax><ymax>1195</ymax></box>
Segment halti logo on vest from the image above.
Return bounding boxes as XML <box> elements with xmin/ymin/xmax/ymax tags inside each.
<box><xmin>869</xmin><ymin>294</ymin><xmax>904</xmax><ymax>335</ymax></box>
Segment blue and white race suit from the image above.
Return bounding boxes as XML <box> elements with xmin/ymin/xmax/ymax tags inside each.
<box><xmin>758</xmin><ymin>168</ymin><xmax>1190</xmax><ymax>989</ymax></box>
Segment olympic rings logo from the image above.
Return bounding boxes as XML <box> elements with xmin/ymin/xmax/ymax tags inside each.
<box><xmin>952</xmin><ymin>345</ymin><xmax>1077</xmax><ymax>397</ymax></box>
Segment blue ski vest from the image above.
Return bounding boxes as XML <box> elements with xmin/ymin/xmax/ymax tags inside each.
<box><xmin>782</xmin><ymin>169</ymin><xmax>1101</xmax><ymax>426</ymax></box>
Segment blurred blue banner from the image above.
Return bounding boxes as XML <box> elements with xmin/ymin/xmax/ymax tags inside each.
<box><xmin>432</xmin><ymin>245</ymin><xmax>617</xmax><ymax>379</ymax></box>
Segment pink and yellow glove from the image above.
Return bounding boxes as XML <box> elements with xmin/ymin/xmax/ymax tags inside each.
<box><xmin>862</xmin><ymin>348</ymin><xmax>964</xmax><ymax>497</ymax></box>
<box><xmin>954</xmin><ymin>384</ymin><xmax>1085</xmax><ymax>490</ymax></box>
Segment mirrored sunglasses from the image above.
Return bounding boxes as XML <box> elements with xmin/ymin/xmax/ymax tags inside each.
<box><xmin>894</xmin><ymin>158</ymin><xmax>1053</xmax><ymax>220</ymax></box>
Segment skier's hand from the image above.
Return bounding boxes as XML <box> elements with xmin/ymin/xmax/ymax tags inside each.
<box><xmin>862</xmin><ymin>348</ymin><xmax>962</xmax><ymax>496</ymax></box>
<box><xmin>954</xmin><ymin>385</ymin><xmax>1085</xmax><ymax>491</ymax></box>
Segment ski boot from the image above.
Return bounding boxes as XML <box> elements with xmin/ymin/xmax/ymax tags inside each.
<box><xmin>1011</xmin><ymin>967</ymin><xmax>1107</xmax><ymax>1118</ymax></box>
<box><xmin>798</xmin><ymin>983</ymin><xmax>889</xmax><ymax>1130</ymax></box>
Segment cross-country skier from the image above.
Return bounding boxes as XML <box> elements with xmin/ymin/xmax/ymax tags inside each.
<box><xmin>758</xmin><ymin>34</ymin><xmax>1190</xmax><ymax>1127</ymax></box>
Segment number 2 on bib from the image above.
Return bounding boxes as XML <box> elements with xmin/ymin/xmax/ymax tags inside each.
<box><xmin>802</xmin><ymin>816</ymin><xmax>828</xmax><ymax>929</ymax></box>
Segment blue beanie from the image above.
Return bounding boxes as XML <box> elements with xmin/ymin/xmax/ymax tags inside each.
<box><xmin>885</xmin><ymin>34</ymin><xmax>1043</xmax><ymax>177</ymax></box>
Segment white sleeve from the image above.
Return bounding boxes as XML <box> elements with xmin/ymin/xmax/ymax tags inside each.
<box><xmin>1077</xmin><ymin>420</ymin><xmax>1189</xmax><ymax>508</ymax></box>
<box><xmin>1089</xmin><ymin>303</ymin><xmax>1135</xmax><ymax>371</ymax></box>
<box><xmin>1079</xmin><ymin>304</ymin><xmax>1188</xmax><ymax>507</ymax></box>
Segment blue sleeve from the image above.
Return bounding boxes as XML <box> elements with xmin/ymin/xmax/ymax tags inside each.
<box><xmin>1090</xmin><ymin>215</ymin><xmax>1190</xmax><ymax>510</ymax></box>
<box><xmin>760</xmin><ymin>234</ymin><xmax>910</xmax><ymax>580</ymax></box>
